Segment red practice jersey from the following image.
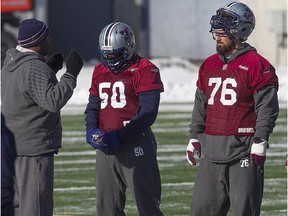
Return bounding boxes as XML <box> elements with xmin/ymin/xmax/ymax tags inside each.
<box><xmin>197</xmin><ymin>51</ymin><xmax>278</xmax><ymax>136</ymax></box>
<box><xmin>89</xmin><ymin>55</ymin><xmax>164</xmax><ymax>132</ymax></box>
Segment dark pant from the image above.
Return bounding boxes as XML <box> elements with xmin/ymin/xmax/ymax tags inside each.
<box><xmin>95</xmin><ymin>130</ymin><xmax>164</xmax><ymax>216</ymax></box>
<box><xmin>14</xmin><ymin>155</ymin><xmax>54</xmax><ymax>216</ymax></box>
<box><xmin>191</xmin><ymin>156</ymin><xmax>264</xmax><ymax>216</ymax></box>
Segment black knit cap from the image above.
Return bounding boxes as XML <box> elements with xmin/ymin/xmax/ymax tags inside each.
<box><xmin>18</xmin><ymin>18</ymin><xmax>49</xmax><ymax>48</ymax></box>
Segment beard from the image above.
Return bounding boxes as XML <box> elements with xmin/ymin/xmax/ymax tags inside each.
<box><xmin>216</xmin><ymin>40</ymin><xmax>234</xmax><ymax>55</ymax></box>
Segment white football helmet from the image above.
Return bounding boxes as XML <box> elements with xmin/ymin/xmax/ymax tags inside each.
<box><xmin>99</xmin><ymin>22</ymin><xmax>135</xmax><ymax>73</ymax></box>
<box><xmin>210</xmin><ymin>2</ymin><xmax>255</xmax><ymax>41</ymax></box>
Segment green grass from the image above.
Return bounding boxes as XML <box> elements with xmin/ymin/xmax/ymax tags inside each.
<box><xmin>53</xmin><ymin>108</ymin><xmax>287</xmax><ymax>216</ymax></box>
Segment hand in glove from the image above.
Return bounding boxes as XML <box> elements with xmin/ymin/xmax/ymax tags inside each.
<box><xmin>186</xmin><ymin>139</ymin><xmax>201</xmax><ymax>166</ymax></box>
<box><xmin>86</xmin><ymin>128</ymin><xmax>107</xmax><ymax>151</ymax></box>
<box><xmin>250</xmin><ymin>137</ymin><xmax>268</xmax><ymax>166</ymax></box>
<box><xmin>65</xmin><ymin>49</ymin><xmax>84</xmax><ymax>78</ymax></box>
<box><xmin>86</xmin><ymin>128</ymin><xmax>122</xmax><ymax>153</ymax></box>
<box><xmin>100</xmin><ymin>131</ymin><xmax>122</xmax><ymax>152</ymax></box>
<box><xmin>46</xmin><ymin>53</ymin><xmax>64</xmax><ymax>74</ymax></box>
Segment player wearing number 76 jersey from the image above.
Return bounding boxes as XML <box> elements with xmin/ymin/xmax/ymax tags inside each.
<box><xmin>186</xmin><ymin>2</ymin><xmax>279</xmax><ymax>216</ymax></box>
<box><xmin>85</xmin><ymin>22</ymin><xmax>164</xmax><ymax>215</ymax></box>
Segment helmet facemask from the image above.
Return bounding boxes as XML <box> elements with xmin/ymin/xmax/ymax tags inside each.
<box><xmin>99</xmin><ymin>46</ymin><xmax>133</xmax><ymax>73</ymax></box>
<box><xmin>210</xmin><ymin>9</ymin><xmax>240</xmax><ymax>40</ymax></box>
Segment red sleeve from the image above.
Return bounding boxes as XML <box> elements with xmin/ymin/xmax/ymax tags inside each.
<box><xmin>249</xmin><ymin>53</ymin><xmax>278</xmax><ymax>92</ymax></box>
<box><xmin>89</xmin><ymin>65</ymin><xmax>100</xmax><ymax>96</ymax></box>
<box><xmin>135</xmin><ymin>62</ymin><xmax>164</xmax><ymax>94</ymax></box>
<box><xmin>196</xmin><ymin>62</ymin><xmax>206</xmax><ymax>92</ymax></box>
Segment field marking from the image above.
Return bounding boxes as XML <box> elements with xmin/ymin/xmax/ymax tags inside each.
<box><xmin>56</xmin><ymin>151</ymin><xmax>95</xmax><ymax>156</ymax></box>
<box><xmin>54</xmin><ymin>178</ymin><xmax>285</xmax><ymax>192</ymax></box>
<box><xmin>55</xmin><ymin>159</ymin><xmax>95</xmax><ymax>165</ymax></box>
<box><xmin>54</xmin><ymin>182</ymin><xmax>194</xmax><ymax>192</ymax></box>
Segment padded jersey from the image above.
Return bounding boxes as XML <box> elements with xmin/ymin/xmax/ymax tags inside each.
<box><xmin>89</xmin><ymin>54</ymin><xmax>164</xmax><ymax>133</ymax></box>
<box><xmin>196</xmin><ymin>46</ymin><xmax>278</xmax><ymax>136</ymax></box>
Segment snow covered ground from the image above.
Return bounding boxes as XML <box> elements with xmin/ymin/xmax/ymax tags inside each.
<box><xmin>59</xmin><ymin>57</ymin><xmax>287</xmax><ymax>114</ymax></box>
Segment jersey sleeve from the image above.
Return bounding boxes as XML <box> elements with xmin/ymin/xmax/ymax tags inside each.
<box><xmin>196</xmin><ymin>62</ymin><xmax>206</xmax><ymax>92</ymax></box>
<box><xmin>249</xmin><ymin>55</ymin><xmax>278</xmax><ymax>92</ymax></box>
<box><xmin>29</xmin><ymin>61</ymin><xmax>75</xmax><ymax>112</ymax></box>
<box><xmin>135</xmin><ymin>64</ymin><xmax>164</xmax><ymax>94</ymax></box>
<box><xmin>89</xmin><ymin>65</ymin><xmax>100</xmax><ymax>96</ymax></box>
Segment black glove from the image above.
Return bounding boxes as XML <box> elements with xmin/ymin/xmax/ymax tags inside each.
<box><xmin>46</xmin><ymin>53</ymin><xmax>64</xmax><ymax>74</ymax></box>
<box><xmin>65</xmin><ymin>49</ymin><xmax>84</xmax><ymax>78</ymax></box>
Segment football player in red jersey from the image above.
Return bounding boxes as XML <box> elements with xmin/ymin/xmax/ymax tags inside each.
<box><xmin>186</xmin><ymin>2</ymin><xmax>279</xmax><ymax>216</ymax></box>
<box><xmin>85</xmin><ymin>22</ymin><xmax>164</xmax><ymax>215</ymax></box>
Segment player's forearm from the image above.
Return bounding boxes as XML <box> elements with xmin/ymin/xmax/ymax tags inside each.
<box><xmin>253</xmin><ymin>85</ymin><xmax>279</xmax><ymax>140</ymax></box>
<box><xmin>84</xmin><ymin>94</ymin><xmax>101</xmax><ymax>130</ymax></box>
<box><xmin>118</xmin><ymin>90</ymin><xmax>160</xmax><ymax>144</ymax></box>
<box><xmin>189</xmin><ymin>88</ymin><xmax>207</xmax><ymax>139</ymax></box>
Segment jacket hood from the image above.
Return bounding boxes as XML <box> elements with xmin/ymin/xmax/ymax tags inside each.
<box><xmin>219</xmin><ymin>43</ymin><xmax>257</xmax><ymax>64</ymax></box>
<box><xmin>3</xmin><ymin>48</ymin><xmax>45</xmax><ymax>72</ymax></box>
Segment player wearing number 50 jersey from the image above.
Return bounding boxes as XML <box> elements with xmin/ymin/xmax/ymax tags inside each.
<box><xmin>85</xmin><ymin>22</ymin><xmax>164</xmax><ymax>215</ymax></box>
<box><xmin>186</xmin><ymin>2</ymin><xmax>279</xmax><ymax>216</ymax></box>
